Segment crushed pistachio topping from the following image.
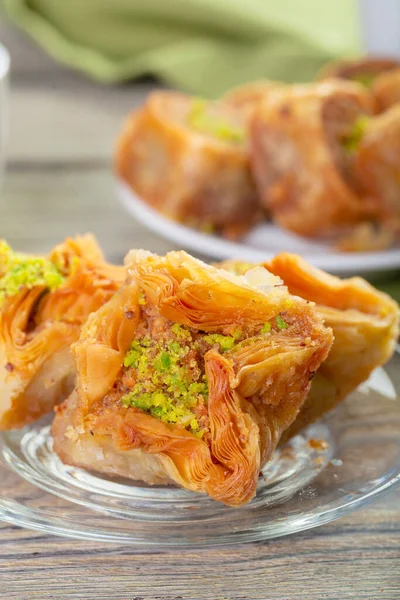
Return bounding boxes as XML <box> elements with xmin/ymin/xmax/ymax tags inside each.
<box><xmin>260</xmin><ymin>322</ymin><xmax>271</xmax><ymax>334</ymax></box>
<box><xmin>203</xmin><ymin>333</ymin><xmax>236</xmax><ymax>351</ymax></box>
<box><xmin>121</xmin><ymin>326</ymin><xmax>209</xmax><ymax>435</ymax></box>
<box><xmin>0</xmin><ymin>241</ymin><xmax>65</xmax><ymax>305</ymax></box>
<box><xmin>171</xmin><ymin>323</ymin><xmax>191</xmax><ymax>340</ymax></box>
<box><xmin>341</xmin><ymin>116</ymin><xmax>369</xmax><ymax>153</ymax></box>
<box><xmin>121</xmin><ymin>321</ymin><xmax>245</xmax><ymax>435</ymax></box>
<box><xmin>276</xmin><ymin>314</ymin><xmax>288</xmax><ymax>330</ymax></box>
<box><xmin>187</xmin><ymin>98</ymin><xmax>245</xmax><ymax>143</ymax></box>
<box><xmin>0</xmin><ymin>240</ymin><xmax>12</xmax><ymax>274</ymax></box>
<box><xmin>351</xmin><ymin>73</ymin><xmax>375</xmax><ymax>88</ymax></box>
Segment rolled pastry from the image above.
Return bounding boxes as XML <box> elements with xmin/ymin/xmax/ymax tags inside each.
<box><xmin>249</xmin><ymin>80</ymin><xmax>375</xmax><ymax>238</ymax></box>
<box><xmin>222</xmin><ymin>80</ymin><xmax>284</xmax><ymax>118</ymax></box>
<box><xmin>372</xmin><ymin>68</ymin><xmax>400</xmax><ymax>112</ymax></box>
<box><xmin>52</xmin><ymin>250</ymin><xmax>332</xmax><ymax>506</ymax></box>
<box><xmin>353</xmin><ymin>104</ymin><xmax>400</xmax><ymax>235</ymax></box>
<box><xmin>0</xmin><ymin>235</ymin><xmax>124</xmax><ymax>429</ymax></box>
<box><xmin>116</xmin><ymin>91</ymin><xmax>261</xmax><ymax>239</ymax></box>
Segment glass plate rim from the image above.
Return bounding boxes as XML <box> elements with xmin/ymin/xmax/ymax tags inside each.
<box><xmin>1</xmin><ymin>471</ymin><xmax>399</xmax><ymax>548</ymax></box>
<box><xmin>0</xmin><ymin>352</ymin><xmax>399</xmax><ymax>548</ymax></box>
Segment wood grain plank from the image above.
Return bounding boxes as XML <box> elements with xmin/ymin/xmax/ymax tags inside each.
<box><xmin>1</xmin><ymin>494</ymin><xmax>399</xmax><ymax>600</ymax></box>
<box><xmin>0</xmin><ymin>28</ymin><xmax>157</xmax><ymax>164</ymax></box>
<box><xmin>0</xmin><ymin>489</ymin><xmax>399</xmax><ymax>599</ymax></box>
<box><xmin>0</xmin><ymin>167</ymin><xmax>175</xmax><ymax>262</ymax></box>
<box><xmin>1</xmin><ymin>20</ymin><xmax>161</xmax><ymax>165</ymax></box>
<box><xmin>7</xmin><ymin>83</ymin><xmax>158</xmax><ymax>164</ymax></box>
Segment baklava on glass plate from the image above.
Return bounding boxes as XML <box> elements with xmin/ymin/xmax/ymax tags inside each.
<box><xmin>0</xmin><ymin>356</ymin><xmax>399</xmax><ymax>547</ymax></box>
<box><xmin>0</xmin><ymin>245</ymin><xmax>399</xmax><ymax>547</ymax></box>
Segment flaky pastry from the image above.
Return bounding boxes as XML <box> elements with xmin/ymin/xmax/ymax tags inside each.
<box><xmin>0</xmin><ymin>235</ymin><xmax>124</xmax><ymax>429</ymax></box>
<box><xmin>52</xmin><ymin>250</ymin><xmax>332</xmax><ymax>506</ymax></box>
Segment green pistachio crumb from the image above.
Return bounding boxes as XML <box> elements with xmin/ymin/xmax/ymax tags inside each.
<box><xmin>351</xmin><ymin>73</ymin><xmax>374</xmax><ymax>88</ymax></box>
<box><xmin>169</xmin><ymin>340</ymin><xmax>181</xmax><ymax>353</ymax></box>
<box><xmin>171</xmin><ymin>323</ymin><xmax>191</xmax><ymax>339</ymax></box>
<box><xmin>121</xmin><ymin>329</ymin><xmax>208</xmax><ymax>434</ymax></box>
<box><xmin>203</xmin><ymin>333</ymin><xmax>236</xmax><ymax>351</ymax></box>
<box><xmin>123</xmin><ymin>342</ymin><xmax>141</xmax><ymax>368</ymax></box>
<box><xmin>261</xmin><ymin>322</ymin><xmax>272</xmax><ymax>334</ymax></box>
<box><xmin>187</xmin><ymin>98</ymin><xmax>245</xmax><ymax>144</ymax></box>
<box><xmin>155</xmin><ymin>352</ymin><xmax>171</xmax><ymax>371</ymax></box>
<box><xmin>0</xmin><ymin>241</ymin><xmax>12</xmax><ymax>274</ymax></box>
<box><xmin>341</xmin><ymin>116</ymin><xmax>369</xmax><ymax>153</ymax></box>
<box><xmin>0</xmin><ymin>241</ymin><xmax>65</xmax><ymax>305</ymax></box>
<box><xmin>276</xmin><ymin>315</ymin><xmax>288</xmax><ymax>330</ymax></box>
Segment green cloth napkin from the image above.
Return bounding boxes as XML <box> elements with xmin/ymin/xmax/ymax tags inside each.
<box><xmin>3</xmin><ymin>0</ymin><xmax>361</xmax><ymax>96</ymax></box>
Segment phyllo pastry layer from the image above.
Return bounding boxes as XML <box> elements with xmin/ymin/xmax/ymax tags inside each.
<box><xmin>353</xmin><ymin>105</ymin><xmax>400</xmax><ymax>237</ymax></box>
<box><xmin>249</xmin><ymin>80</ymin><xmax>375</xmax><ymax>239</ymax></box>
<box><xmin>222</xmin><ymin>80</ymin><xmax>284</xmax><ymax>118</ymax></box>
<box><xmin>318</xmin><ymin>58</ymin><xmax>400</xmax><ymax>114</ymax></box>
<box><xmin>317</xmin><ymin>57</ymin><xmax>400</xmax><ymax>91</ymax></box>
<box><xmin>116</xmin><ymin>91</ymin><xmax>261</xmax><ymax>239</ymax></box>
<box><xmin>52</xmin><ymin>250</ymin><xmax>333</xmax><ymax>506</ymax></box>
<box><xmin>372</xmin><ymin>68</ymin><xmax>400</xmax><ymax>112</ymax></box>
<box><xmin>0</xmin><ymin>235</ymin><xmax>124</xmax><ymax>429</ymax></box>
<box><xmin>219</xmin><ymin>254</ymin><xmax>399</xmax><ymax>443</ymax></box>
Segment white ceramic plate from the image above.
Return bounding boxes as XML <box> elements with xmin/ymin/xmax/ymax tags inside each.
<box><xmin>117</xmin><ymin>181</ymin><xmax>400</xmax><ymax>275</ymax></box>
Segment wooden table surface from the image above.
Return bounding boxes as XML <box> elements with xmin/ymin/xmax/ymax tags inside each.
<box><xmin>0</xmin><ymin>21</ymin><xmax>399</xmax><ymax>600</ymax></box>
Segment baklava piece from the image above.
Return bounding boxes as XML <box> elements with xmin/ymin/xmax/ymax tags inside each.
<box><xmin>52</xmin><ymin>251</ymin><xmax>332</xmax><ymax>506</ymax></box>
<box><xmin>318</xmin><ymin>57</ymin><xmax>400</xmax><ymax>90</ymax></box>
<box><xmin>249</xmin><ymin>81</ymin><xmax>375</xmax><ymax>238</ymax></box>
<box><xmin>0</xmin><ymin>235</ymin><xmax>124</xmax><ymax>429</ymax></box>
<box><xmin>372</xmin><ymin>68</ymin><xmax>400</xmax><ymax>111</ymax></box>
<box><xmin>219</xmin><ymin>254</ymin><xmax>399</xmax><ymax>443</ymax></box>
<box><xmin>353</xmin><ymin>104</ymin><xmax>400</xmax><ymax>236</ymax></box>
<box><xmin>116</xmin><ymin>92</ymin><xmax>261</xmax><ymax>239</ymax></box>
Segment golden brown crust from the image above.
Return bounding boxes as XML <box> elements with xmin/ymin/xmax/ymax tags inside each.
<box><xmin>249</xmin><ymin>81</ymin><xmax>375</xmax><ymax>238</ymax></box>
<box><xmin>52</xmin><ymin>251</ymin><xmax>333</xmax><ymax>506</ymax></box>
<box><xmin>353</xmin><ymin>105</ymin><xmax>400</xmax><ymax>234</ymax></box>
<box><xmin>222</xmin><ymin>80</ymin><xmax>284</xmax><ymax>118</ymax></box>
<box><xmin>263</xmin><ymin>253</ymin><xmax>399</xmax><ymax>441</ymax></box>
<box><xmin>0</xmin><ymin>235</ymin><xmax>124</xmax><ymax>429</ymax></box>
<box><xmin>372</xmin><ymin>68</ymin><xmax>400</xmax><ymax>112</ymax></box>
<box><xmin>318</xmin><ymin>58</ymin><xmax>400</xmax><ymax>114</ymax></box>
<box><xmin>115</xmin><ymin>91</ymin><xmax>261</xmax><ymax>239</ymax></box>
<box><xmin>217</xmin><ymin>255</ymin><xmax>399</xmax><ymax>441</ymax></box>
<box><xmin>52</xmin><ymin>387</ymin><xmax>172</xmax><ymax>484</ymax></box>
<box><xmin>317</xmin><ymin>57</ymin><xmax>400</xmax><ymax>85</ymax></box>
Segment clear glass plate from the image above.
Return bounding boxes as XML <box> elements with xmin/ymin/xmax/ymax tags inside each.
<box><xmin>0</xmin><ymin>351</ymin><xmax>399</xmax><ymax>549</ymax></box>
